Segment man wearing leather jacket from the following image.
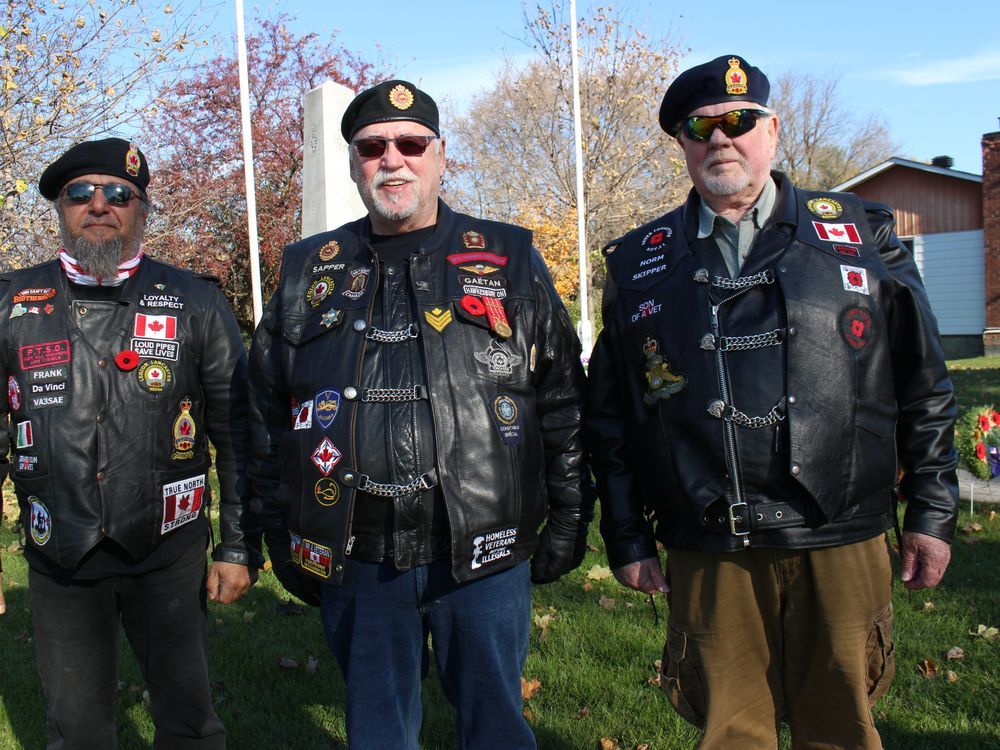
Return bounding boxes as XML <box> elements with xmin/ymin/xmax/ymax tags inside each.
<box><xmin>0</xmin><ymin>138</ymin><xmax>256</xmax><ymax>749</ymax></box>
<box><xmin>586</xmin><ymin>55</ymin><xmax>958</xmax><ymax>748</ymax></box>
<box><xmin>248</xmin><ymin>80</ymin><xmax>592</xmax><ymax>749</ymax></box>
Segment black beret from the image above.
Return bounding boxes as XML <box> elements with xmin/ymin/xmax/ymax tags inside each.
<box><xmin>38</xmin><ymin>137</ymin><xmax>149</xmax><ymax>200</ymax></box>
<box><xmin>659</xmin><ymin>55</ymin><xmax>769</xmax><ymax>135</ymax></box>
<box><xmin>340</xmin><ymin>80</ymin><xmax>440</xmax><ymax>142</ymax></box>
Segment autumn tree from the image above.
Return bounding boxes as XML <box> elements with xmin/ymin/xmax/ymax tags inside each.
<box><xmin>141</xmin><ymin>16</ymin><xmax>388</xmax><ymax>335</ymax></box>
<box><xmin>445</xmin><ymin>3</ymin><xmax>689</xmax><ymax>312</ymax></box>
<box><xmin>0</xmin><ymin>0</ymin><xmax>207</xmax><ymax>269</ymax></box>
<box><xmin>770</xmin><ymin>72</ymin><xmax>898</xmax><ymax>190</ymax></box>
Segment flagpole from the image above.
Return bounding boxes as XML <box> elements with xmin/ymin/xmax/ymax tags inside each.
<box><xmin>569</xmin><ymin>0</ymin><xmax>592</xmax><ymax>357</ymax></box>
<box><xmin>235</xmin><ymin>0</ymin><xmax>263</xmax><ymax>326</ymax></box>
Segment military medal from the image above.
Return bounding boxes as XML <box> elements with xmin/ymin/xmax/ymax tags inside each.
<box><xmin>482</xmin><ymin>296</ymin><xmax>512</xmax><ymax>338</ymax></box>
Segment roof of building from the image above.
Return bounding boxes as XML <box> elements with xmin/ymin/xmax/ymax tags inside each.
<box><xmin>831</xmin><ymin>157</ymin><xmax>982</xmax><ymax>192</ymax></box>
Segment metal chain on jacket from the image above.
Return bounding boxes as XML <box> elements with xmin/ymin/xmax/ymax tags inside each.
<box><xmin>357</xmin><ymin>472</ymin><xmax>435</xmax><ymax>498</ymax></box>
<box><xmin>717</xmin><ymin>328</ymin><xmax>784</xmax><ymax>351</ymax></box>
<box><xmin>361</xmin><ymin>386</ymin><xmax>424</xmax><ymax>403</ymax></box>
<box><xmin>707</xmin><ymin>399</ymin><xmax>785</xmax><ymax>429</ymax></box>
<box><xmin>711</xmin><ymin>269</ymin><xmax>774</xmax><ymax>291</ymax></box>
<box><xmin>365</xmin><ymin>323</ymin><xmax>419</xmax><ymax>343</ymax></box>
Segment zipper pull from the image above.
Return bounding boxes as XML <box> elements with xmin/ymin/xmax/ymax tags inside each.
<box><xmin>345</xmin><ymin>535</ymin><xmax>355</xmax><ymax>556</ymax></box>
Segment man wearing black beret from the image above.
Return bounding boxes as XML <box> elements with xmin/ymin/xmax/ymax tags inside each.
<box><xmin>587</xmin><ymin>55</ymin><xmax>958</xmax><ymax>747</ymax></box>
<box><xmin>0</xmin><ymin>137</ymin><xmax>259</xmax><ymax>748</ymax></box>
<box><xmin>248</xmin><ymin>79</ymin><xmax>592</xmax><ymax>748</ymax></box>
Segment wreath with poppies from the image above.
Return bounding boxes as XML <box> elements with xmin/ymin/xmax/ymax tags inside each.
<box><xmin>956</xmin><ymin>405</ymin><xmax>1000</xmax><ymax>480</ymax></box>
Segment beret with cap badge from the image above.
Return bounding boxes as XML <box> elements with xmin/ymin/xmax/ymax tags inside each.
<box><xmin>658</xmin><ymin>55</ymin><xmax>770</xmax><ymax>136</ymax></box>
<box><xmin>38</xmin><ymin>137</ymin><xmax>149</xmax><ymax>200</ymax></box>
<box><xmin>340</xmin><ymin>80</ymin><xmax>440</xmax><ymax>142</ymax></box>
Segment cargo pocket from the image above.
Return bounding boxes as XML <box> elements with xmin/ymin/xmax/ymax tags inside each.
<box><xmin>865</xmin><ymin>602</ymin><xmax>895</xmax><ymax>705</ymax></box>
<box><xmin>662</xmin><ymin>625</ymin><xmax>706</xmax><ymax>729</ymax></box>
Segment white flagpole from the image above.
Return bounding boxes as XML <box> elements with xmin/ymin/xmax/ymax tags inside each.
<box><xmin>569</xmin><ymin>0</ymin><xmax>592</xmax><ymax>356</ymax></box>
<box><xmin>235</xmin><ymin>0</ymin><xmax>263</xmax><ymax>326</ymax></box>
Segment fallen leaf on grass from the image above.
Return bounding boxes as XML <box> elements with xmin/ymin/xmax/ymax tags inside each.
<box><xmin>647</xmin><ymin>673</ymin><xmax>661</xmax><ymax>688</ymax></box>
<box><xmin>521</xmin><ymin>676</ymin><xmax>541</xmax><ymax>700</ymax></box>
<box><xmin>946</xmin><ymin>646</ymin><xmax>965</xmax><ymax>660</ymax></box>
<box><xmin>576</xmin><ymin>706</ymin><xmax>590</xmax><ymax>719</ymax></box>
<box><xmin>637</xmin><ymin>745</ymin><xmax>651</xmax><ymax>750</ymax></box>
<box><xmin>587</xmin><ymin>543</ymin><xmax>600</xmax><ymax>553</ymax></box>
<box><xmin>947</xmin><ymin>671</ymin><xmax>959</xmax><ymax>683</ymax></box>
<box><xmin>582</xmin><ymin>582</ymin><xmax>593</xmax><ymax>592</ymax></box>
<box><xmin>523</xmin><ymin>707</ymin><xmax>535</xmax><ymax>722</ymax></box>
<box><xmin>533</xmin><ymin>612</ymin><xmax>556</xmax><ymax>641</ymax></box>
<box><xmin>923</xmin><ymin>601</ymin><xmax>935</xmax><ymax>611</ymax></box>
<box><xmin>989</xmin><ymin>510</ymin><xmax>997</xmax><ymax>522</ymax></box>
<box><xmin>916</xmin><ymin>658</ymin><xmax>938</xmax><ymax>678</ymax></box>
<box><xmin>262</xmin><ymin>559</ymin><xmax>273</xmax><ymax>572</ymax></box>
<box><xmin>587</xmin><ymin>564</ymin><xmax>612</xmax><ymax>581</ymax></box>
<box><xmin>306</xmin><ymin>655</ymin><xmax>319</xmax><ymax>674</ymax></box>
<box><xmin>278</xmin><ymin>656</ymin><xmax>299</xmax><ymax>669</ymax></box>
<box><xmin>969</xmin><ymin>624</ymin><xmax>999</xmax><ymax>641</ymax></box>
<box><xmin>599</xmin><ymin>595</ymin><xmax>616</xmax><ymax>610</ymax></box>
<box><xmin>598</xmin><ymin>738</ymin><xmax>621</xmax><ymax>750</ymax></box>
<box><xmin>961</xmin><ymin>522</ymin><xmax>983</xmax><ymax>534</ymax></box>
<box><xmin>242</xmin><ymin>611</ymin><xmax>255</xmax><ymax>623</ymax></box>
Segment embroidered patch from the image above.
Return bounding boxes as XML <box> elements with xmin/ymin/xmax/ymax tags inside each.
<box><xmin>293</xmin><ymin>399</ymin><xmax>314</xmax><ymax>430</ymax></box>
<box><xmin>161</xmin><ymin>474</ymin><xmax>205</xmax><ymax>534</ymax></box>
<box><xmin>840</xmin><ymin>265</ymin><xmax>870</xmax><ymax>295</ymax></box>
<box><xmin>460</xmin><ymin>274</ymin><xmax>507</xmax><ymax>299</ymax></box>
<box><xmin>490</xmin><ymin>395</ymin><xmax>523</xmax><ymax>445</ymax></box>
<box><xmin>19</xmin><ymin>340</ymin><xmax>70</xmax><ymax>370</ymax></box>
<box><xmin>315</xmin><ymin>389</ymin><xmax>341</xmax><ymax>429</ymax></box>
<box><xmin>139</xmin><ymin>293</ymin><xmax>184</xmax><ymax>309</ymax></box>
<box><xmin>133</xmin><ymin>313</ymin><xmax>177</xmax><ymax>340</ymax></box>
<box><xmin>632</xmin><ymin>259</ymin><xmax>668</xmax><ymax>282</ymax></box>
<box><xmin>447</xmin><ymin>251</ymin><xmax>508</xmax><ymax>267</ymax></box>
<box><xmin>631</xmin><ymin>298</ymin><xmax>663</xmax><ymax>323</ymax></box>
<box><xmin>28</xmin><ymin>366</ymin><xmax>68</xmax><ymax>384</ymax></box>
<box><xmin>16</xmin><ymin>420</ymin><xmax>33</xmax><ymax>448</ymax></box>
<box><xmin>458</xmin><ymin>263</ymin><xmax>500</xmax><ymax>276</ymax></box>
<box><xmin>474</xmin><ymin>340</ymin><xmax>524</xmax><ymax>376</ymax></box>
<box><xmin>13</xmin><ymin>287</ymin><xmax>56</xmax><ymax>304</ymax></box>
<box><xmin>425</xmin><ymin>307</ymin><xmax>453</xmax><ymax>332</ymax></box>
<box><xmin>131</xmin><ymin>338</ymin><xmax>179</xmax><ymax>361</ymax></box>
<box><xmin>388</xmin><ymin>83</ymin><xmax>414</xmax><ymax>110</ymax></box>
<box><xmin>311</xmin><ymin>437</ymin><xmax>342</xmax><ymax>476</ymax></box>
<box><xmin>311</xmin><ymin>262</ymin><xmax>347</xmax><ymax>275</ymax></box>
<box><xmin>807</xmin><ymin>197</ymin><xmax>843</xmax><ymax>219</ymax></box>
<box><xmin>137</xmin><ymin>360</ymin><xmax>172</xmax><ymax>392</ymax></box>
<box><xmin>318</xmin><ymin>240</ymin><xmax>341</xmax><ymax>261</ymax></box>
<box><xmin>529</xmin><ymin>344</ymin><xmax>537</xmax><ymax>373</ymax></box>
<box><xmin>463</xmin><ymin>231</ymin><xmax>487</xmax><ymax>249</ymax></box>
<box><xmin>172</xmin><ymin>397</ymin><xmax>196</xmax><ymax>460</ymax></box>
<box><xmin>307</xmin><ymin>276</ymin><xmax>335</xmax><ymax>307</ymax></box>
<box><xmin>17</xmin><ymin>454</ymin><xmax>38</xmax><ymax>472</ymax></box>
<box><xmin>342</xmin><ymin>268</ymin><xmax>370</xmax><ymax>300</ymax></box>
<box><xmin>29</xmin><ymin>392</ymin><xmax>67</xmax><ymax>409</ymax></box>
<box><xmin>812</xmin><ymin>221</ymin><xmax>861</xmax><ymax>244</ymax></box>
<box><xmin>833</xmin><ymin>244</ymin><xmax>860</xmax><ymax>258</ymax></box>
<box><xmin>725</xmin><ymin>57</ymin><xmax>748</xmax><ymax>95</ymax></box>
<box><xmin>299</xmin><ymin>538</ymin><xmax>333</xmax><ymax>578</ymax></box>
<box><xmin>321</xmin><ymin>309</ymin><xmax>343</xmax><ymax>329</ymax></box>
<box><xmin>8</xmin><ymin>376</ymin><xmax>21</xmax><ymax>410</ymax></box>
<box><xmin>840</xmin><ymin>306</ymin><xmax>874</xmax><ymax>350</ymax></box>
<box><xmin>29</xmin><ymin>379</ymin><xmax>66</xmax><ymax>401</ymax></box>
<box><xmin>641</xmin><ymin>226</ymin><xmax>672</xmax><ymax>251</ymax></box>
<box><xmin>642</xmin><ymin>338</ymin><xmax>686</xmax><ymax>404</ymax></box>
<box><xmin>314</xmin><ymin>477</ymin><xmax>340</xmax><ymax>507</ymax></box>
<box><xmin>30</xmin><ymin>498</ymin><xmax>52</xmax><ymax>545</ymax></box>
<box><xmin>470</xmin><ymin>527</ymin><xmax>517</xmax><ymax>570</ymax></box>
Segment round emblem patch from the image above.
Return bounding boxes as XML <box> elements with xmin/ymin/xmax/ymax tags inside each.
<box><xmin>840</xmin><ymin>306</ymin><xmax>874</xmax><ymax>350</ymax></box>
<box><xmin>137</xmin><ymin>360</ymin><xmax>172</xmax><ymax>392</ymax></box>
<box><xmin>8</xmin><ymin>375</ymin><xmax>21</xmax><ymax>411</ymax></box>
<box><xmin>641</xmin><ymin>226</ymin><xmax>672</xmax><ymax>251</ymax></box>
<box><xmin>493</xmin><ymin>395</ymin><xmax>518</xmax><ymax>425</ymax></box>
<box><xmin>807</xmin><ymin>197</ymin><xmax>844</xmax><ymax>220</ymax></box>
<box><xmin>314</xmin><ymin>477</ymin><xmax>340</xmax><ymax>507</ymax></box>
<box><xmin>307</xmin><ymin>276</ymin><xmax>335</xmax><ymax>307</ymax></box>
<box><xmin>388</xmin><ymin>84</ymin><xmax>415</xmax><ymax>110</ymax></box>
<box><xmin>318</xmin><ymin>240</ymin><xmax>340</xmax><ymax>262</ymax></box>
<box><xmin>30</xmin><ymin>497</ymin><xmax>52</xmax><ymax>546</ymax></box>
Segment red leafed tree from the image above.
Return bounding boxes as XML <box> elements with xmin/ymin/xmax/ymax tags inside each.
<box><xmin>141</xmin><ymin>16</ymin><xmax>389</xmax><ymax>336</ymax></box>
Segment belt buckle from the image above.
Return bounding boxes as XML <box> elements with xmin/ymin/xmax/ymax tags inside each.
<box><xmin>728</xmin><ymin>502</ymin><xmax>750</xmax><ymax>537</ymax></box>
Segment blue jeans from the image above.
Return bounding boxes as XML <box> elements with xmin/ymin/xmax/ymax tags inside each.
<box><xmin>320</xmin><ymin>559</ymin><xmax>535</xmax><ymax>750</ymax></box>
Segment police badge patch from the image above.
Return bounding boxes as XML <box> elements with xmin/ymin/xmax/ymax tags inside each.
<box><xmin>474</xmin><ymin>341</ymin><xmax>524</xmax><ymax>376</ymax></box>
<box><xmin>30</xmin><ymin>497</ymin><xmax>52</xmax><ymax>545</ymax></box>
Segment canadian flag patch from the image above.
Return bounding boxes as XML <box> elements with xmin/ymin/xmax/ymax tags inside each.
<box><xmin>161</xmin><ymin>474</ymin><xmax>205</xmax><ymax>534</ymax></box>
<box><xmin>134</xmin><ymin>313</ymin><xmax>177</xmax><ymax>340</ymax></box>
<box><xmin>840</xmin><ymin>265</ymin><xmax>870</xmax><ymax>295</ymax></box>
<box><xmin>813</xmin><ymin>221</ymin><xmax>862</xmax><ymax>244</ymax></box>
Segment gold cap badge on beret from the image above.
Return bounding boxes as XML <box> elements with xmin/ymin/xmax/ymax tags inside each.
<box><xmin>388</xmin><ymin>84</ymin><xmax>415</xmax><ymax>111</ymax></box>
<box><xmin>725</xmin><ymin>58</ymin><xmax>748</xmax><ymax>96</ymax></box>
<box><xmin>125</xmin><ymin>142</ymin><xmax>141</xmax><ymax>177</ymax></box>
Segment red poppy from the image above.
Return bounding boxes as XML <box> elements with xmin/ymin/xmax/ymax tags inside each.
<box><xmin>979</xmin><ymin>414</ymin><xmax>991</xmax><ymax>432</ymax></box>
<box><xmin>115</xmin><ymin>350</ymin><xmax>140</xmax><ymax>371</ymax></box>
<box><xmin>976</xmin><ymin>442</ymin><xmax>987</xmax><ymax>460</ymax></box>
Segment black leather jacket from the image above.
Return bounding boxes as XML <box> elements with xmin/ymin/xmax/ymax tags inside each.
<box><xmin>0</xmin><ymin>258</ymin><xmax>254</xmax><ymax>569</ymax></box>
<box><xmin>587</xmin><ymin>174</ymin><xmax>958</xmax><ymax>567</ymax></box>
<box><xmin>249</xmin><ymin>202</ymin><xmax>592</xmax><ymax>586</ymax></box>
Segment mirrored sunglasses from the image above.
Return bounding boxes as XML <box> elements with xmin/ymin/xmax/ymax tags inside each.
<box><xmin>62</xmin><ymin>182</ymin><xmax>139</xmax><ymax>207</ymax></box>
<box><xmin>682</xmin><ymin>109</ymin><xmax>770</xmax><ymax>142</ymax></box>
<box><xmin>352</xmin><ymin>135</ymin><xmax>438</xmax><ymax>158</ymax></box>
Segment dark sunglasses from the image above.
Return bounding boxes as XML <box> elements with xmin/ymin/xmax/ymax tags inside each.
<box><xmin>62</xmin><ymin>182</ymin><xmax>140</xmax><ymax>206</ymax></box>
<box><xmin>681</xmin><ymin>109</ymin><xmax>770</xmax><ymax>142</ymax></box>
<box><xmin>352</xmin><ymin>135</ymin><xmax>438</xmax><ymax>158</ymax></box>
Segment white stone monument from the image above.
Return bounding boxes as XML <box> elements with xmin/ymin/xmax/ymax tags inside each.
<box><xmin>301</xmin><ymin>81</ymin><xmax>367</xmax><ymax>238</ymax></box>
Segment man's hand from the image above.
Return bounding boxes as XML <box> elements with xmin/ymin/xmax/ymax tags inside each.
<box><xmin>530</xmin><ymin>517</ymin><xmax>589</xmax><ymax>584</ymax></box>
<box><xmin>206</xmin><ymin>561</ymin><xmax>252</xmax><ymax>604</ymax></box>
<box><xmin>900</xmin><ymin>531</ymin><xmax>951</xmax><ymax>590</ymax></box>
<box><xmin>613</xmin><ymin>557</ymin><xmax>669</xmax><ymax>594</ymax></box>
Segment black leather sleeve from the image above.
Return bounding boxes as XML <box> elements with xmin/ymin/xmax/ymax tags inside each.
<box><xmin>870</xmin><ymin>202</ymin><xmax>960</xmax><ymax>542</ymax></box>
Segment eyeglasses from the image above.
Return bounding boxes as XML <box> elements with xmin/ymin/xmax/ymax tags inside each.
<box><xmin>62</xmin><ymin>182</ymin><xmax>140</xmax><ymax>206</ymax></box>
<box><xmin>352</xmin><ymin>135</ymin><xmax>438</xmax><ymax>158</ymax></box>
<box><xmin>681</xmin><ymin>109</ymin><xmax>770</xmax><ymax>142</ymax></box>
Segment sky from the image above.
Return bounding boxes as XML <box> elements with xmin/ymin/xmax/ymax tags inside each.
<box><xmin>211</xmin><ymin>0</ymin><xmax>998</xmax><ymax>176</ymax></box>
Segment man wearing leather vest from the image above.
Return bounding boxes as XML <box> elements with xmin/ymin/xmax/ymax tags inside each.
<box><xmin>248</xmin><ymin>80</ymin><xmax>592</xmax><ymax>749</ymax></box>
<box><xmin>0</xmin><ymin>139</ymin><xmax>256</xmax><ymax>749</ymax></box>
<box><xmin>586</xmin><ymin>55</ymin><xmax>958</xmax><ymax>748</ymax></box>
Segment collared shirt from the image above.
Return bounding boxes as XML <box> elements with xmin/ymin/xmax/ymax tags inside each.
<box><xmin>697</xmin><ymin>177</ymin><xmax>777</xmax><ymax>277</ymax></box>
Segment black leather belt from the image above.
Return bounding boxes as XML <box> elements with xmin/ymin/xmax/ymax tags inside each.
<box><xmin>701</xmin><ymin>500</ymin><xmax>810</xmax><ymax>534</ymax></box>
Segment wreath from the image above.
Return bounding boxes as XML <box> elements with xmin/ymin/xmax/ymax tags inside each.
<box><xmin>955</xmin><ymin>405</ymin><xmax>1000</xmax><ymax>480</ymax></box>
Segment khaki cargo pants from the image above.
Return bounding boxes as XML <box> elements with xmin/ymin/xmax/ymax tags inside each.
<box><xmin>662</xmin><ymin>534</ymin><xmax>895</xmax><ymax>750</ymax></box>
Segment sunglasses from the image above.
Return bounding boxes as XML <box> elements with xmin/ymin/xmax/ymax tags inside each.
<box><xmin>352</xmin><ymin>135</ymin><xmax>438</xmax><ymax>158</ymax></box>
<box><xmin>62</xmin><ymin>182</ymin><xmax>140</xmax><ymax>206</ymax></box>
<box><xmin>681</xmin><ymin>109</ymin><xmax>770</xmax><ymax>142</ymax></box>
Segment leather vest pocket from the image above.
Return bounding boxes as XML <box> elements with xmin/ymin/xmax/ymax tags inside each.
<box><xmin>850</xmin><ymin>400</ymin><xmax>898</xmax><ymax>505</ymax></box>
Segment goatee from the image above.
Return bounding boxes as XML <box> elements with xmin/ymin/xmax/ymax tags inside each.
<box><xmin>68</xmin><ymin>237</ymin><xmax>125</xmax><ymax>280</ymax></box>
